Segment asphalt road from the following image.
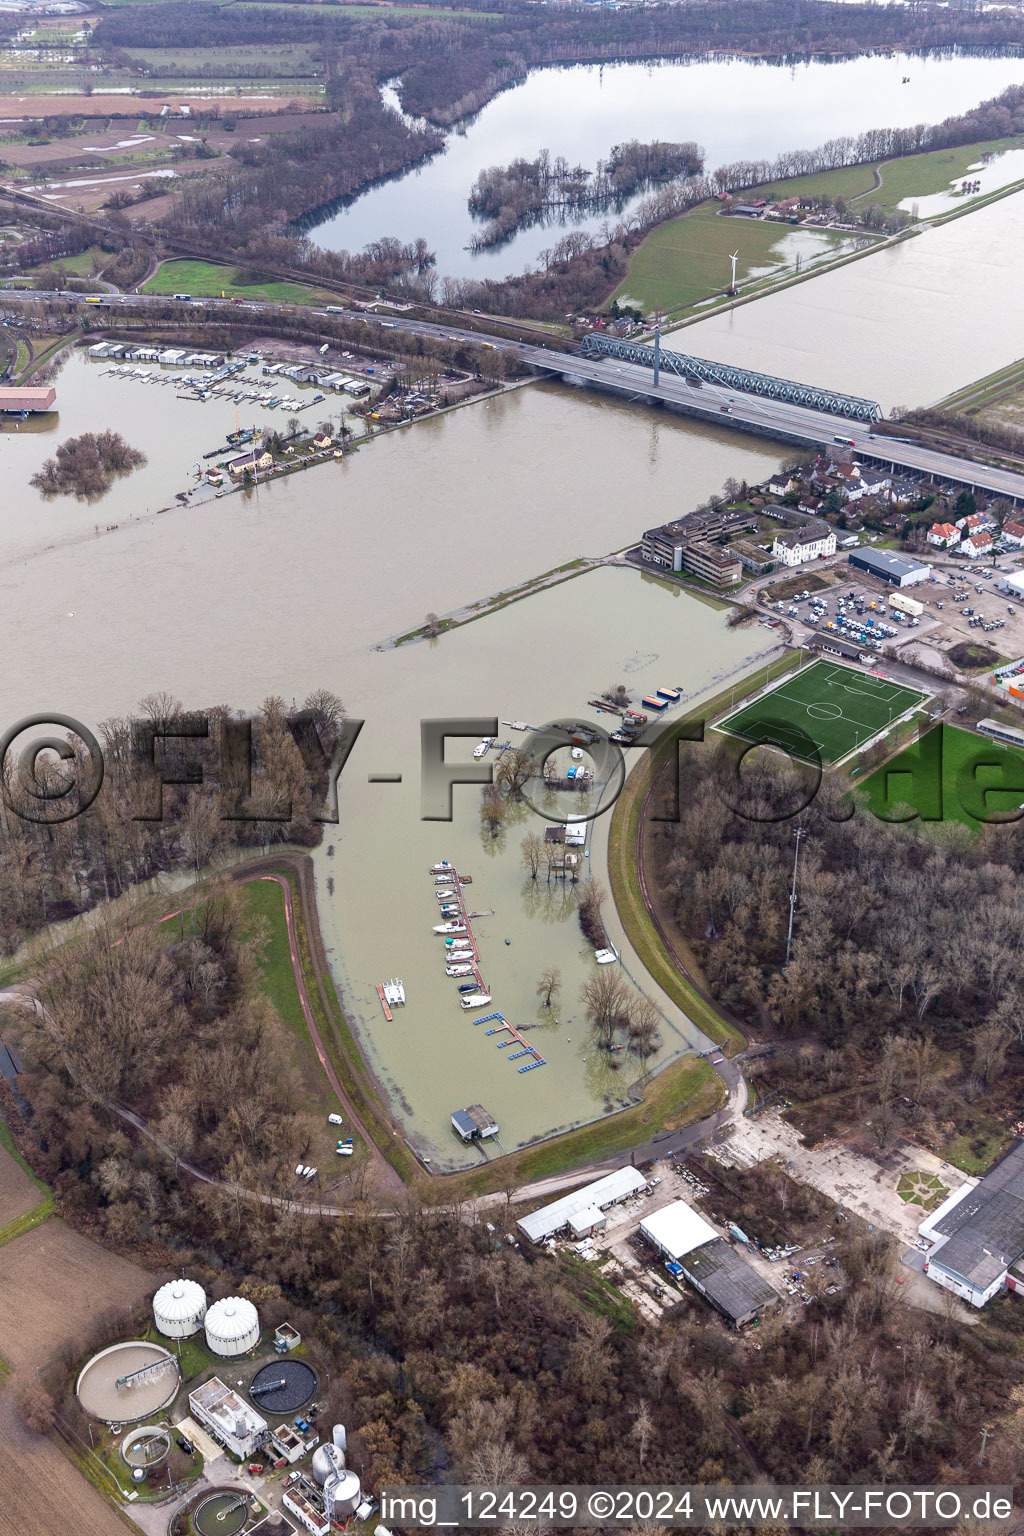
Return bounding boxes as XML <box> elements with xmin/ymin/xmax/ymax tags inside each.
<box><xmin>8</xmin><ymin>288</ymin><xmax>1024</xmax><ymax>500</ymax></box>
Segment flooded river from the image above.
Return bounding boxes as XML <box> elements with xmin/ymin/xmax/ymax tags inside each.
<box><xmin>1</xmin><ymin>354</ymin><xmax>786</xmax><ymax>1158</ymax></box>
<box><xmin>308</xmin><ymin>50</ymin><xmax>1024</xmax><ymax>279</ymax></box>
<box><xmin>676</xmin><ymin>184</ymin><xmax>1024</xmax><ymax>410</ymax></box>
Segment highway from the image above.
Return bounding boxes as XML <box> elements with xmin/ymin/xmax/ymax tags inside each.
<box><xmin>7</xmin><ymin>287</ymin><xmax>1024</xmax><ymax>500</ymax></box>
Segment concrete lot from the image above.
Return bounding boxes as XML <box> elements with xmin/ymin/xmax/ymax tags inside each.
<box><xmin>708</xmin><ymin>1110</ymin><xmax>975</xmax><ymax>1248</ymax></box>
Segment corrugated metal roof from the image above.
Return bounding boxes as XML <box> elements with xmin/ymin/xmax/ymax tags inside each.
<box><xmin>925</xmin><ymin>1139</ymin><xmax>1024</xmax><ymax>1294</ymax></box>
<box><xmin>681</xmin><ymin>1239</ymin><xmax>778</xmax><ymax>1323</ymax></box>
<box><xmin>517</xmin><ymin>1166</ymin><xmax>647</xmax><ymax>1243</ymax></box>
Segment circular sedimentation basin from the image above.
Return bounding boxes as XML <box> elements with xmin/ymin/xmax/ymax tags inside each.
<box><xmin>120</xmin><ymin>1423</ymin><xmax>172</xmax><ymax>1469</ymax></box>
<box><xmin>193</xmin><ymin>1491</ymin><xmax>248</xmax><ymax>1536</ymax></box>
<box><xmin>76</xmin><ymin>1340</ymin><xmax>180</xmax><ymax>1423</ymax></box>
<box><xmin>248</xmin><ymin>1358</ymin><xmax>316</xmax><ymax>1414</ymax></box>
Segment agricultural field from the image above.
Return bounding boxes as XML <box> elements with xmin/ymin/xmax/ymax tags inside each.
<box><xmin>142</xmin><ymin>257</ymin><xmax>337</xmax><ymax>306</ymax></box>
<box><xmin>715</xmin><ymin>658</ymin><xmax>925</xmax><ymax>767</ymax></box>
<box><xmin>0</xmin><ymin>1389</ymin><xmax>123</xmax><ymax>1536</ymax></box>
<box><xmin>937</xmin><ymin>355</ymin><xmax>1024</xmax><ymax>435</ymax></box>
<box><xmin>612</xmin><ymin>208</ymin><xmax>856</xmax><ymax>316</ymax></box>
<box><xmin>0</xmin><ymin>1219</ymin><xmax>152</xmax><ymax>1378</ymax></box>
<box><xmin>862</xmin><ymin>722</ymin><xmax>1024</xmax><ymax>828</ymax></box>
<box><xmin>0</xmin><ymin>1142</ymin><xmax>40</xmax><ymax>1230</ymax></box>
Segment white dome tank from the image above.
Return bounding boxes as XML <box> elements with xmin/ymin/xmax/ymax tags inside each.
<box><xmin>153</xmin><ymin>1279</ymin><xmax>207</xmax><ymax>1339</ymax></box>
<box><xmin>204</xmin><ymin>1296</ymin><xmax>259</xmax><ymax>1357</ymax></box>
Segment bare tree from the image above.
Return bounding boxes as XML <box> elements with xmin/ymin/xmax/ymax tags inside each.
<box><xmin>521</xmin><ymin>831</ymin><xmax>542</xmax><ymax>879</ymax></box>
<box><xmin>480</xmin><ymin>784</ymin><xmax>506</xmax><ymax>837</ymax></box>
<box><xmin>537</xmin><ymin>966</ymin><xmax>561</xmax><ymax>1009</ymax></box>
<box><xmin>424</xmin><ymin>612</ymin><xmax>443</xmax><ymax>638</ymax></box>
<box><xmin>580</xmin><ymin>968</ymin><xmax>631</xmax><ymax>1049</ymax></box>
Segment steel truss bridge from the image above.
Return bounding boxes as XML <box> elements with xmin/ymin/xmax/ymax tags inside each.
<box><xmin>579</xmin><ymin>333</ymin><xmax>882</xmax><ymax>422</ymax></box>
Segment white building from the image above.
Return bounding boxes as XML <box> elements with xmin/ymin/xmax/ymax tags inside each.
<box><xmin>771</xmin><ymin>520</ymin><xmax>837</xmax><ymax>567</ymax></box>
<box><xmin>188</xmin><ymin>1378</ymin><xmax>267</xmax><ymax>1459</ymax></box>
<box><xmin>284</xmin><ymin>1486</ymin><xmax>330</xmax><ymax>1536</ymax></box>
<box><xmin>961</xmin><ymin>530</ymin><xmax>994</xmax><ymax>558</ymax></box>
<box><xmin>639</xmin><ymin>1200</ymin><xmax>718</xmax><ymax>1261</ymax></box>
<box><xmin>517</xmin><ymin>1167</ymin><xmax>648</xmax><ymax>1244</ymax></box>
<box><xmin>920</xmin><ymin>1139</ymin><xmax>1024</xmax><ymax>1308</ymax></box>
<box><xmin>927</xmin><ymin>522</ymin><xmax>959</xmax><ymax>548</ymax></box>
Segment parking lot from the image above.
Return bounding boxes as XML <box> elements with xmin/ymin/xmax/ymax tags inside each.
<box><xmin>767</xmin><ymin>558</ymin><xmax>1024</xmax><ymax>668</ymax></box>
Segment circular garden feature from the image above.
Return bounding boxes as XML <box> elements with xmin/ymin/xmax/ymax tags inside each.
<box><xmin>248</xmin><ymin>1358</ymin><xmax>316</xmax><ymax>1415</ymax></box>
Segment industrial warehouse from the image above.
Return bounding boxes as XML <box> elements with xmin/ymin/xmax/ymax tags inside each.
<box><xmin>920</xmin><ymin>1139</ymin><xmax>1024</xmax><ymax>1308</ymax></box>
<box><xmin>639</xmin><ymin>1200</ymin><xmax>779</xmax><ymax>1328</ymax></box>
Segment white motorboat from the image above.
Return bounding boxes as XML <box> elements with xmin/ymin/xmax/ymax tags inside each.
<box><xmin>594</xmin><ymin>948</ymin><xmax>618</xmax><ymax>965</ymax></box>
<box><xmin>430</xmin><ymin>861</ymin><xmax>454</xmax><ymax>874</ymax></box>
<box><xmin>460</xmin><ymin>992</ymin><xmax>492</xmax><ymax>1010</ymax></box>
<box><xmin>446</xmin><ymin>964</ymin><xmax>474</xmax><ymax>977</ymax></box>
<box><xmin>382</xmin><ymin>979</ymin><xmax>406</xmax><ymax>1006</ymax></box>
<box><xmin>434</xmin><ymin>922</ymin><xmax>467</xmax><ymax>935</ymax></box>
<box><xmin>434</xmin><ymin>888</ymin><xmax>456</xmax><ymax>899</ymax></box>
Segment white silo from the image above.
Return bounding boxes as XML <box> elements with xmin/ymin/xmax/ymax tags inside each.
<box><xmin>153</xmin><ymin>1279</ymin><xmax>207</xmax><ymax>1340</ymax></box>
<box><xmin>313</xmin><ymin>1425</ymin><xmax>361</xmax><ymax>1520</ymax></box>
<box><xmin>204</xmin><ymin>1296</ymin><xmax>260</xmax><ymax>1357</ymax></box>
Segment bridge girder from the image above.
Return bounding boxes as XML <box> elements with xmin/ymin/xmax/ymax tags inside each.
<box><xmin>580</xmin><ymin>334</ymin><xmax>882</xmax><ymax>422</ymax></box>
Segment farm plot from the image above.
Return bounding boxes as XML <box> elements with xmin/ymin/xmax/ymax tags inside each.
<box><xmin>0</xmin><ymin>1389</ymin><xmax>124</xmax><ymax>1536</ymax></box>
<box><xmin>0</xmin><ymin>1219</ymin><xmax>151</xmax><ymax>1378</ymax></box>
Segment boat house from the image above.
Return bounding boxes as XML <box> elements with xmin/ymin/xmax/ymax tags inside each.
<box><xmin>451</xmin><ymin>1105</ymin><xmax>499</xmax><ymax>1143</ymax></box>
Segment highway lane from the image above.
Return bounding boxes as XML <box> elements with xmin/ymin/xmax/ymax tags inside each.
<box><xmin>8</xmin><ymin>288</ymin><xmax>1024</xmax><ymax>499</ymax></box>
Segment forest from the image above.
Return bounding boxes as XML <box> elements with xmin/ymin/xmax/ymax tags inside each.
<box><xmin>646</xmin><ymin>737</ymin><xmax>1024</xmax><ymax>1157</ymax></box>
<box><xmin>0</xmin><ymin>691</ymin><xmax>344</xmax><ymax>955</ymax></box>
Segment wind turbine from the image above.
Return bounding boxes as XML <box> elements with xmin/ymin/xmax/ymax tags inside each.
<box><xmin>728</xmin><ymin>251</ymin><xmax>740</xmax><ymax>295</ymax></box>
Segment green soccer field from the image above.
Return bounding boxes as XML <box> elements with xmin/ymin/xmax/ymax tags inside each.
<box><xmin>716</xmin><ymin>659</ymin><xmax>928</xmax><ymax>766</ymax></box>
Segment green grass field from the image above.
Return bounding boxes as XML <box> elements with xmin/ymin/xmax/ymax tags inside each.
<box><xmin>142</xmin><ymin>258</ymin><xmax>336</xmax><ymax>307</ymax></box>
<box><xmin>866</xmin><ymin>137</ymin><xmax>1023</xmax><ymax>208</ymax></box>
<box><xmin>862</xmin><ymin>723</ymin><xmax>1024</xmax><ymax>827</ymax></box>
<box><xmin>716</xmin><ymin>658</ymin><xmax>926</xmax><ymax>766</ymax></box>
<box><xmin>614</xmin><ymin>134</ymin><xmax>1024</xmax><ymax>316</ymax></box>
<box><xmin>612</xmin><ymin>209</ymin><xmax>851</xmax><ymax>315</ymax></box>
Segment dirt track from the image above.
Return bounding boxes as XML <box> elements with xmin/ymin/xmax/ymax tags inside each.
<box><xmin>0</xmin><ymin>93</ymin><xmax>307</xmax><ymax>118</ymax></box>
<box><xmin>0</xmin><ymin>1142</ymin><xmax>40</xmax><ymax>1228</ymax></box>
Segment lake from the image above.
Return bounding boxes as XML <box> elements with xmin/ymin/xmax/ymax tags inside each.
<box><xmin>306</xmin><ymin>49</ymin><xmax>1024</xmax><ymax>279</ymax></box>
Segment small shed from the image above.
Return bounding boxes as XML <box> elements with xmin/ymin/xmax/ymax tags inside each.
<box><xmin>451</xmin><ymin>1105</ymin><xmax>499</xmax><ymax>1142</ymax></box>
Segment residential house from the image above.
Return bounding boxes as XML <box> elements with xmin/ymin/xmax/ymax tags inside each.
<box><xmin>927</xmin><ymin>522</ymin><xmax>959</xmax><ymax>548</ymax></box>
<box><xmin>960</xmin><ymin>529</ymin><xmax>994</xmax><ymax>558</ymax></box>
<box><xmin>227</xmin><ymin>450</ymin><xmax>274</xmax><ymax>477</ymax></box>
<box><xmin>772</xmin><ymin>520</ymin><xmax>837</xmax><ymax>567</ymax></box>
<box><xmin>957</xmin><ymin>510</ymin><xmax>995</xmax><ymax>534</ymax></box>
<box><xmin>1001</xmin><ymin>519</ymin><xmax>1024</xmax><ymax>548</ymax></box>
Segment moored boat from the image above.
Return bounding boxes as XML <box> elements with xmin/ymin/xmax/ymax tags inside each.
<box><xmin>460</xmin><ymin>992</ymin><xmax>492</xmax><ymax>1010</ymax></box>
<box><xmin>434</xmin><ymin>922</ymin><xmax>467</xmax><ymax>935</ymax></box>
<box><xmin>446</xmin><ymin>964</ymin><xmax>474</xmax><ymax>977</ymax></box>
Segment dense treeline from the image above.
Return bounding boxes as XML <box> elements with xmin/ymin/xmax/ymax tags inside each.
<box><xmin>467</xmin><ymin>141</ymin><xmax>703</xmax><ymax>249</ymax></box>
<box><xmin>0</xmin><ymin>691</ymin><xmax>344</xmax><ymax>955</ymax></box>
<box><xmin>30</xmin><ymin>430</ymin><xmax>145</xmax><ymax>499</ymax></box>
